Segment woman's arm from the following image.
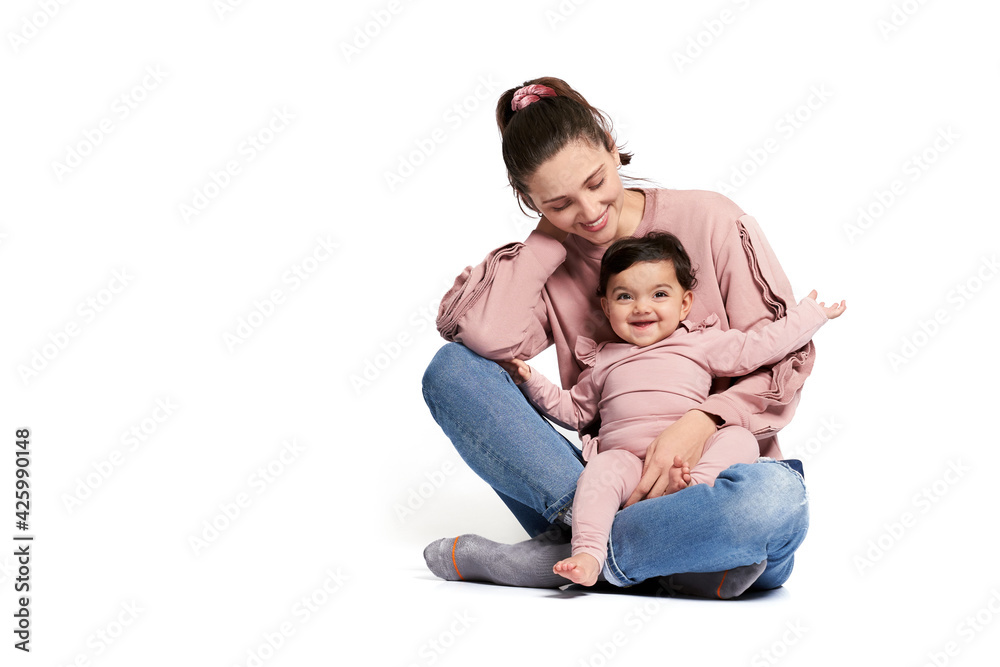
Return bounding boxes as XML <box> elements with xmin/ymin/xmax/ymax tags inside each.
<box><xmin>436</xmin><ymin>226</ymin><xmax>567</xmax><ymax>362</ymax></box>
<box><xmin>699</xmin><ymin>214</ymin><xmax>818</xmax><ymax>436</ymax></box>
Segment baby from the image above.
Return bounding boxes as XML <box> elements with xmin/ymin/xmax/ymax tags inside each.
<box><xmin>502</xmin><ymin>232</ymin><xmax>845</xmax><ymax>586</ymax></box>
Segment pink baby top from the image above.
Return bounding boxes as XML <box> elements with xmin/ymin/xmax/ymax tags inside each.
<box><xmin>518</xmin><ymin>298</ymin><xmax>829</xmax><ymax>462</ymax></box>
<box><xmin>436</xmin><ymin>188</ymin><xmax>816</xmax><ymax>459</ymax></box>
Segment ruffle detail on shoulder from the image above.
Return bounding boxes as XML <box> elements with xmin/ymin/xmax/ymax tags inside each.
<box><xmin>436</xmin><ymin>242</ymin><xmax>522</xmax><ymax>341</ymax></box>
<box><xmin>681</xmin><ymin>312</ymin><xmax>721</xmax><ymax>333</ymax></box>
<box><xmin>574</xmin><ymin>335</ymin><xmax>598</xmax><ymax>367</ymax></box>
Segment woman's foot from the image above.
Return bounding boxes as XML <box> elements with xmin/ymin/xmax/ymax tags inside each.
<box><xmin>553</xmin><ymin>553</ymin><xmax>601</xmax><ymax>586</ymax></box>
<box><xmin>423</xmin><ymin>524</ymin><xmax>572</xmax><ymax>588</ymax></box>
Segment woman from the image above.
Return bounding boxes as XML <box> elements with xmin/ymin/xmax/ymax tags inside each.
<box><xmin>421</xmin><ymin>77</ymin><xmax>812</xmax><ymax>597</ymax></box>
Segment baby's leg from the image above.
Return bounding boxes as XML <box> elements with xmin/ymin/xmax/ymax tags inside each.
<box><xmin>689</xmin><ymin>426</ymin><xmax>760</xmax><ymax>487</ymax></box>
<box><xmin>554</xmin><ymin>450</ymin><xmax>643</xmax><ymax>586</ymax></box>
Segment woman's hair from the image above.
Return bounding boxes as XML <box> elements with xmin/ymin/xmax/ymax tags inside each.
<box><xmin>495</xmin><ymin>76</ymin><xmax>636</xmax><ymax>215</ymax></box>
<box><xmin>597</xmin><ymin>232</ymin><xmax>699</xmax><ymax>296</ymax></box>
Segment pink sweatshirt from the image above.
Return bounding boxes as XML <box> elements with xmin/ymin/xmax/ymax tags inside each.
<box><xmin>436</xmin><ymin>188</ymin><xmax>816</xmax><ymax>459</ymax></box>
<box><xmin>519</xmin><ymin>300</ymin><xmax>829</xmax><ymax>462</ymax></box>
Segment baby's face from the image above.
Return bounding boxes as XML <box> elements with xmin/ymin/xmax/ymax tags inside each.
<box><xmin>601</xmin><ymin>260</ymin><xmax>693</xmax><ymax>347</ymax></box>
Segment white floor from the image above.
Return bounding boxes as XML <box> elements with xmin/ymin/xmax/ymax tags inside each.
<box><xmin>4</xmin><ymin>1</ymin><xmax>1000</xmax><ymax>665</ymax></box>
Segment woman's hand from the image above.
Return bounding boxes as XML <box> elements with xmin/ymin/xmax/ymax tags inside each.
<box><xmin>497</xmin><ymin>358</ymin><xmax>531</xmax><ymax>384</ymax></box>
<box><xmin>623</xmin><ymin>410</ymin><xmax>719</xmax><ymax>507</ymax></box>
<box><xmin>535</xmin><ymin>216</ymin><xmax>568</xmax><ymax>242</ymax></box>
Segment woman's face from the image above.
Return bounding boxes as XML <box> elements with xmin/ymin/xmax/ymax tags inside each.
<box><xmin>523</xmin><ymin>139</ymin><xmax>629</xmax><ymax>248</ymax></box>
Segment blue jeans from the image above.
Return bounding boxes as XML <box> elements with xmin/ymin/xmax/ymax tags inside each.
<box><xmin>421</xmin><ymin>342</ymin><xmax>809</xmax><ymax>589</ymax></box>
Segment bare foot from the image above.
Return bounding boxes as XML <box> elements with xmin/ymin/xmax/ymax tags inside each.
<box><xmin>553</xmin><ymin>554</ymin><xmax>601</xmax><ymax>586</ymax></box>
<box><xmin>663</xmin><ymin>455</ymin><xmax>692</xmax><ymax>495</ymax></box>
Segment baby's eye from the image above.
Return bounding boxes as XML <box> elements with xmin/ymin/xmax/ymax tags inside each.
<box><xmin>615</xmin><ymin>293</ymin><xmax>632</xmax><ymax>301</ymax></box>
<box><xmin>654</xmin><ymin>291</ymin><xmax>668</xmax><ymax>298</ymax></box>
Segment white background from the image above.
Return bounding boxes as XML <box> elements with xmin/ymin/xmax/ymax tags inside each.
<box><xmin>3</xmin><ymin>0</ymin><xmax>999</xmax><ymax>665</ymax></box>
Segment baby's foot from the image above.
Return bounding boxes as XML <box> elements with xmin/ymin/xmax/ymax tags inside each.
<box><xmin>663</xmin><ymin>455</ymin><xmax>692</xmax><ymax>495</ymax></box>
<box><xmin>553</xmin><ymin>553</ymin><xmax>601</xmax><ymax>586</ymax></box>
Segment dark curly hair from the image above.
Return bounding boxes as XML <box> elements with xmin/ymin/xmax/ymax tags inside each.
<box><xmin>597</xmin><ymin>232</ymin><xmax>699</xmax><ymax>297</ymax></box>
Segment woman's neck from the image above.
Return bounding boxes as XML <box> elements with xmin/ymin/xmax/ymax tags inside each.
<box><xmin>614</xmin><ymin>189</ymin><xmax>646</xmax><ymax>242</ymax></box>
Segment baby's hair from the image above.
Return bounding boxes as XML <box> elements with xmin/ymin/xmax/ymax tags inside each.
<box><xmin>597</xmin><ymin>232</ymin><xmax>699</xmax><ymax>296</ymax></box>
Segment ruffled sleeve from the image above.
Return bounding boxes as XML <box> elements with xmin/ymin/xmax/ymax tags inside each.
<box><xmin>574</xmin><ymin>335</ymin><xmax>599</xmax><ymax>368</ymax></box>
<box><xmin>435</xmin><ymin>231</ymin><xmax>568</xmax><ymax>361</ymax></box>
<box><xmin>680</xmin><ymin>312</ymin><xmax>721</xmax><ymax>334</ymax></box>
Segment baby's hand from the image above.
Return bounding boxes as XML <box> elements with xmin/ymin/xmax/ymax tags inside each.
<box><xmin>497</xmin><ymin>358</ymin><xmax>531</xmax><ymax>384</ymax></box>
<box><xmin>807</xmin><ymin>289</ymin><xmax>847</xmax><ymax>319</ymax></box>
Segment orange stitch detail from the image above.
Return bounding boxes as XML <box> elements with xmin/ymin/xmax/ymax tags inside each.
<box><xmin>716</xmin><ymin>570</ymin><xmax>728</xmax><ymax>598</ymax></box>
<box><xmin>451</xmin><ymin>536</ymin><xmax>465</xmax><ymax>580</ymax></box>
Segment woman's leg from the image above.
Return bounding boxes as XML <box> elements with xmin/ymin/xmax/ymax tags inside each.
<box><xmin>421</xmin><ymin>342</ymin><xmax>585</xmax><ymax>536</ymax></box>
<box><xmin>602</xmin><ymin>459</ymin><xmax>809</xmax><ymax>588</ymax></box>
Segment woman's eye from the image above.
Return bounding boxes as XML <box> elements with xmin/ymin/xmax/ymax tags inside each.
<box><xmin>589</xmin><ymin>178</ymin><xmax>605</xmax><ymax>190</ymax></box>
<box><xmin>553</xmin><ymin>202</ymin><xmax>570</xmax><ymax>212</ymax></box>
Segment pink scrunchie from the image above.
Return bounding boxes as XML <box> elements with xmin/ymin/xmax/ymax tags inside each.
<box><xmin>511</xmin><ymin>84</ymin><xmax>557</xmax><ymax>111</ymax></box>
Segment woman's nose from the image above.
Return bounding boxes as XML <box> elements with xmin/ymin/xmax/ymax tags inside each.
<box><xmin>579</xmin><ymin>195</ymin><xmax>604</xmax><ymax>223</ymax></box>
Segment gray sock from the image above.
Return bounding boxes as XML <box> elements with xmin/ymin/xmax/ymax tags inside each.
<box><xmin>661</xmin><ymin>560</ymin><xmax>768</xmax><ymax>599</ymax></box>
<box><xmin>423</xmin><ymin>524</ymin><xmax>572</xmax><ymax>588</ymax></box>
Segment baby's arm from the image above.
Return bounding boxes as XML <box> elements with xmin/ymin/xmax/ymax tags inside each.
<box><xmin>706</xmin><ymin>290</ymin><xmax>845</xmax><ymax>378</ymax></box>
<box><xmin>497</xmin><ymin>359</ymin><xmax>600</xmax><ymax>431</ymax></box>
